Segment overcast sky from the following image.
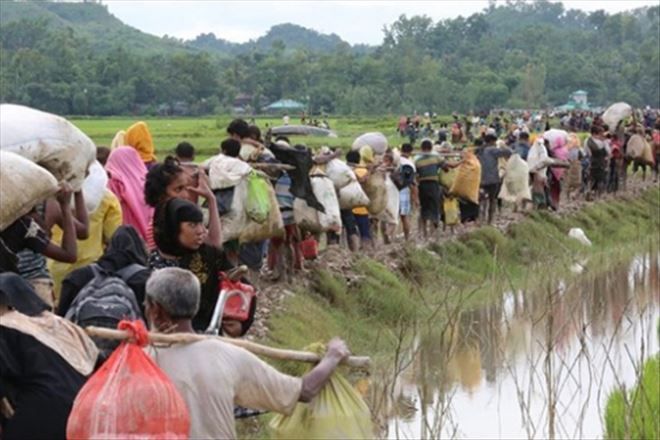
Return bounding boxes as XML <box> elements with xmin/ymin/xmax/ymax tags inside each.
<box><xmin>104</xmin><ymin>0</ymin><xmax>658</xmax><ymax>45</ymax></box>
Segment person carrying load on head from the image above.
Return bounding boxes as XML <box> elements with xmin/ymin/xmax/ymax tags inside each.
<box><xmin>475</xmin><ymin>130</ymin><xmax>512</xmax><ymax>224</ymax></box>
<box><xmin>0</xmin><ymin>185</ymin><xmax>86</xmax><ymax>308</ymax></box>
<box><xmin>144</xmin><ymin>267</ymin><xmax>351</xmax><ymax>440</ymax></box>
<box><xmin>351</xmin><ymin>146</ymin><xmax>374</xmax><ymax>249</ymax></box>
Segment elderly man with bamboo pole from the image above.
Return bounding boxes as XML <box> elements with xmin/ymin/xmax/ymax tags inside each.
<box><xmin>143</xmin><ymin>267</ymin><xmax>351</xmax><ymax>439</ymax></box>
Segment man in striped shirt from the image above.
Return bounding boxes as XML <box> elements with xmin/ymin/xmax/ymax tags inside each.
<box><xmin>414</xmin><ymin>140</ymin><xmax>444</xmax><ymax>239</ymax></box>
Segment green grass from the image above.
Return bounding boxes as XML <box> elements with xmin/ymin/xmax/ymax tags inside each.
<box><xmin>605</xmin><ymin>355</ymin><xmax>660</xmax><ymax>440</ymax></box>
<box><xmin>70</xmin><ymin>116</ymin><xmax>406</xmax><ymax>162</ymax></box>
<box><xmin>267</xmin><ymin>186</ymin><xmax>660</xmax><ymax>367</ymax></box>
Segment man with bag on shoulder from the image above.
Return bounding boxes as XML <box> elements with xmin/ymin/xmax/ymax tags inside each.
<box><xmin>145</xmin><ymin>267</ymin><xmax>350</xmax><ymax>440</ymax></box>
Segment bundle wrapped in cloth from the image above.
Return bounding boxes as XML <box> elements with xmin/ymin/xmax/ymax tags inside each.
<box><xmin>449</xmin><ymin>151</ymin><xmax>481</xmax><ymax>204</ymax></box>
<box><xmin>294</xmin><ymin>168</ymin><xmax>342</xmax><ymax>233</ymax></box>
<box><xmin>498</xmin><ymin>154</ymin><xmax>531</xmax><ymax>204</ymax></box>
<box><xmin>0</xmin><ymin>104</ymin><xmax>96</xmax><ymax>190</ymax></box>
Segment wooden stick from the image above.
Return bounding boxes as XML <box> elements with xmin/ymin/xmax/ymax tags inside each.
<box><xmin>250</xmin><ymin>163</ymin><xmax>296</xmax><ymax>171</ymax></box>
<box><xmin>84</xmin><ymin>326</ymin><xmax>370</xmax><ymax>369</ymax></box>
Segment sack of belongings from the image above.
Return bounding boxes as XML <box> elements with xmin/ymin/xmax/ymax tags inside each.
<box><xmin>0</xmin><ymin>151</ymin><xmax>59</xmax><ymax>231</ymax></box>
<box><xmin>66</xmin><ymin>320</ymin><xmax>190</xmax><ymax>439</ymax></box>
<box><xmin>0</xmin><ymin>104</ymin><xmax>96</xmax><ymax>190</ymax></box>
<box><xmin>239</xmin><ymin>177</ymin><xmax>284</xmax><ymax>243</ymax></box>
<box><xmin>338</xmin><ymin>180</ymin><xmax>370</xmax><ymax>210</ymax></box>
<box><xmin>602</xmin><ymin>102</ymin><xmax>633</xmax><ymax>129</ymax></box>
<box><xmin>627</xmin><ymin>134</ymin><xmax>655</xmax><ymax>165</ymax></box>
<box><xmin>351</xmin><ymin>132</ymin><xmax>388</xmax><ymax>155</ymax></box>
<box><xmin>376</xmin><ymin>176</ymin><xmax>400</xmax><ymax>226</ymax></box>
<box><xmin>80</xmin><ymin>161</ymin><xmax>108</xmax><ymax>214</ymax></box>
<box><xmin>443</xmin><ymin>197</ymin><xmax>460</xmax><ymax>226</ymax></box>
<box><xmin>269</xmin><ymin>343</ymin><xmax>374</xmax><ymax>439</ymax></box>
<box><xmin>498</xmin><ymin>154</ymin><xmax>531</xmax><ymax>204</ymax></box>
<box><xmin>294</xmin><ymin>170</ymin><xmax>342</xmax><ymax>233</ymax></box>
<box><xmin>245</xmin><ymin>171</ymin><xmax>271</xmax><ymax>224</ymax></box>
<box><xmin>449</xmin><ymin>151</ymin><xmax>481</xmax><ymax>204</ymax></box>
<box><xmin>363</xmin><ymin>170</ymin><xmax>388</xmax><ymax>215</ymax></box>
<box><xmin>325</xmin><ymin>158</ymin><xmax>356</xmax><ymax>190</ymax></box>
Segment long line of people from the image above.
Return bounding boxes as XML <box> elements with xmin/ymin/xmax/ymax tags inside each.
<box><xmin>1</xmin><ymin>110</ymin><xmax>657</xmax><ymax>438</ymax></box>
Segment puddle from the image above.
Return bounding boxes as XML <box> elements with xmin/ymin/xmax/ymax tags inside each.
<box><xmin>377</xmin><ymin>251</ymin><xmax>660</xmax><ymax>439</ymax></box>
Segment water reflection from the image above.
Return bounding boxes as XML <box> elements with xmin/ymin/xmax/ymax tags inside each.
<box><xmin>379</xmin><ymin>251</ymin><xmax>660</xmax><ymax>439</ymax></box>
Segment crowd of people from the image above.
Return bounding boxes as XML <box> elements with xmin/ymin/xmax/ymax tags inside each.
<box><xmin>1</xmin><ymin>108</ymin><xmax>658</xmax><ymax>438</ymax></box>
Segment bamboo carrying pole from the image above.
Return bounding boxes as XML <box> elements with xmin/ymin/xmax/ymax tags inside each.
<box><xmin>84</xmin><ymin>326</ymin><xmax>370</xmax><ymax>369</ymax></box>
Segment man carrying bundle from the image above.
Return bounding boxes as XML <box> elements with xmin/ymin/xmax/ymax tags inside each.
<box><xmin>145</xmin><ymin>267</ymin><xmax>350</xmax><ymax>439</ymax></box>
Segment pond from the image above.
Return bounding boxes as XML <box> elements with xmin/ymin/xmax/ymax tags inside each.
<box><xmin>377</xmin><ymin>250</ymin><xmax>659</xmax><ymax>439</ymax></box>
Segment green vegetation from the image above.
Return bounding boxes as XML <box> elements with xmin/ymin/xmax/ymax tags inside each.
<box><xmin>69</xmin><ymin>116</ymin><xmax>404</xmax><ymax>161</ymax></box>
<box><xmin>604</xmin><ymin>355</ymin><xmax>659</xmax><ymax>440</ymax></box>
<box><xmin>267</xmin><ymin>187</ymin><xmax>660</xmax><ymax>372</ymax></box>
<box><xmin>1</xmin><ymin>1</ymin><xmax>658</xmax><ymax>115</ymax></box>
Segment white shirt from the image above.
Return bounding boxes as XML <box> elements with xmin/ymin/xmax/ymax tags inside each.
<box><xmin>149</xmin><ymin>339</ymin><xmax>302</xmax><ymax>439</ymax></box>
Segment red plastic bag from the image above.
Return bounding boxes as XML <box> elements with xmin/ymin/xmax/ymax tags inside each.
<box><xmin>220</xmin><ymin>275</ymin><xmax>256</xmax><ymax>322</ymax></box>
<box><xmin>67</xmin><ymin>320</ymin><xmax>190</xmax><ymax>439</ymax></box>
<box><xmin>301</xmin><ymin>236</ymin><xmax>319</xmax><ymax>260</ymax></box>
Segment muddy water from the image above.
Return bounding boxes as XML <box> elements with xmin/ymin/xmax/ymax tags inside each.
<box><xmin>380</xmin><ymin>251</ymin><xmax>660</xmax><ymax>439</ymax></box>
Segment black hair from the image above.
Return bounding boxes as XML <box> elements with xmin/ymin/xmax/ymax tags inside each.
<box><xmin>145</xmin><ymin>156</ymin><xmax>184</xmax><ymax>207</ymax></box>
<box><xmin>346</xmin><ymin>150</ymin><xmax>360</xmax><ymax>164</ymax></box>
<box><xmin>247</xmin><ymin>125</ymin><xmax>262</xmax><ymax>142</ymax></box>
<box><xmin>401</xmin><ymin>143</ymin><xmax>413</xmax><ymax>153</ymax></box>
<box><xmin>591</xmin><ymin>125</ymin><xmax>603</xmax><ymax>135</ymax></box>
<box><xmin>153</xmin><ymin>198</ymin><xmax>204</xmax><ymax>257</ymax></box>
<box><xmin>473</xmin><ymin>138</ymin><xmax>484</xmax><ymax>147</ymax></box>
<box><xmin>96</xmin><ymin>146</ymin><xmax>111</xmax><ymax>166</ymax></box>
<box><xmin>484</xmin><ymin>133</ymin><xmax>498</xmax><ymax>143</ymax></box>
<box><xmin>221</xmin><ymin>138</ymin><xmax>241</xmax><ymax>158</ymax></box>
<box><xmin>227</xmin><ymin>119</ymin><xmax>250</xmax><ymax>139</ymax></box>
<box><xmin>519</xmin><ymin>132</ymin><xmax>529</xmax><ymax>140</ymax></box>
<box><xmin>421</xmin><ymin>139</ymin><xmax>433</xmax><ymax>151</ymax></box>
<box><xmin>175</xmin><ymin>142</ymin><xmax>195</xmax><ymax>160</ymax></box>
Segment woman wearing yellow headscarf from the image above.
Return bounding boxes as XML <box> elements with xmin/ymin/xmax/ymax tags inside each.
<box><xmin>125</xmin><ymin>121</ymin><xmax>157</xmax><ymax>168</ymax></box>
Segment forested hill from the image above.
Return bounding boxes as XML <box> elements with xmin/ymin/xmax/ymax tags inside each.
<box><xmin>0</xmin><ymin>0</ymin><xmax>658</xmax><ymax>116</ymax></box>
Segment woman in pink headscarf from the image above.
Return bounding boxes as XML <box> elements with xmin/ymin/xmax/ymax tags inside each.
<box><xmin>105</xmin><ymin>147</ymin><xmax>154</xmax><ymax>248</ymax></box>
<box><xmin>548</xmin><ymin>137</ymin><xmax>569</xmax><ymax>210</ymax></box>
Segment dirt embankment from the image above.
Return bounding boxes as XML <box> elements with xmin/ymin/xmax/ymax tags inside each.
<box><xmin>246</xmin><ymin>177</ymin><xmax>660</xmax><ymax>341</ymax></box>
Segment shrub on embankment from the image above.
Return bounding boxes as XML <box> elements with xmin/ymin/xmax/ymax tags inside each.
<box><xmin>267</xmin><ymin>187</ymin><xmax>660</xmax><ymax>364</ymax></box>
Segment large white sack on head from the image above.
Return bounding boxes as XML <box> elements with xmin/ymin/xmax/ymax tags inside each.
<box><xmin>602</xmin><ymin>102</ymin><xmax>632</xmax><ymax>128</ymax></box>
<box><xmin>498</xmin><ymin>154</ymin><xmax>531</xmax><ymax>203</ymax></box>
<box><xmin>0</xmin><ymin>104</ymin><xmax>96</xmax><ymax>190</ymax></box>
<box><xmin>325</xmin><ymin>158</ymin><xmax>356</xmax><ymax>190</ymax></box>
<box><xmin>351</xmin><ymin>132</ymin><xmax>388</xmax><ymax>155</ymax></box>
<box><xmin>338</xmin><ymin>180</ymin><xmax>370</xmax><ymax>209</ymax></box>
<box><xmin>377</xmin><ymin>176</ymin><xmax>400</xmax><ymax>226</ymax></box>
<box><xmin>568</xmin><ymin>228</ymin><xmax>592</xmax><ymax>246</ymax></box>
<box><xmin>543</xmin><ymin>129</ymin><xmax>568</xmax><ymax>147</ymax></box>
<box><xmin>0</xmin><ymin>151</ymin><xmax>59</xmax><ymax>231</ymax></box>
<box><xmin>209</xmin><ymin>155</ymin><xmax>253</xmax><ymax>190</ymax></box>
<box><xmin>294</xmin><ymin>174</ymin><xmax>342</xmax><ymax>233</ymax></box>
<box><xmin>79</xmin><ymin>161</ymin><xmax>108</xmax><ymax>213</ymax></box>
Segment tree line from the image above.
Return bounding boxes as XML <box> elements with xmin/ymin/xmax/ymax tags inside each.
<box><xmin>0</xmin><ymin>0</ymin><xmax>658</xmax><ymax>116</ymax></box>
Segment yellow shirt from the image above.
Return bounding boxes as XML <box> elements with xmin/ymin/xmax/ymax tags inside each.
<box><xmin>352</xmin><ymin>167</ymin><xmax>369</xmax><ymax>216</ymax></box>
<box><xmin>48</xmin><ymin>190</ymin><xmax>123</xmax><ymax>299</ymax></box>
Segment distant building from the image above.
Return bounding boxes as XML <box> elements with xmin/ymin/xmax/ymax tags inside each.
<box><xmin>555</xmin><ymin>90</ymin><xmax>590</xmax><ymax>112</ymax></box>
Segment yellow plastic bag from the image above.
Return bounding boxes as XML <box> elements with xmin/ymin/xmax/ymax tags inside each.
<box><xmin>450</xmin><ymin>151</ymin><xmax>481</xmax><ymax>204</ymax></box>
<box><xmin>443</xmin><ymin>196</ymin><xmax>460</xmax><ymax>226</ymax></box>
<box><xmin>269</xmin><ymin>344</ymin><xmax>374</xmax><ymax>439</ymax></box>
<box><xmin>438</xmin><ymin>167</ymin><xmax>458</xmax><ymax>189</ymax></box>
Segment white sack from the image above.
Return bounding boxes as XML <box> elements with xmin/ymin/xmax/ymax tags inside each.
<box><xmin>338</xmin><ymin>180</ymin><xmax>370</xmax><ymax>209</ymax></box>
<box><xmin>0</xmin><ymin>151</ymin><xmax>59</xmax><ymax>231</ymax></box>
<box><xmin>0</xmin><ymin>104</ymin><xmax>96</xmax><ymax>190</ymax></box>
<box><xmin>602</xmin><ymin>102</ymin><xmax>632</xmax><ymax>129</ymax></box>
<box><xmin>351</xmin><ymin>132</ymin><xmax>388</xmax><ymax>155</ymax></box>
<box><xmin>209</xmin><ymin>155</ymin><xmax>253</xmax><ymax>190</ymax></box>
<box><xmin>220</xmin><ymin>179</ymin><xmax>248</xmax><ymax>243</ymax></box>
<box><xmin>498</xmin><ymin>154</ymin><xmax>531</xmax><ymax>203</ymax></box>
<box><xmin>294</xmin><ymin>174</ymin><xmax>342</xmax><ymax>233</ymax></box>
<box><xmin>543</xmin><ymin>129</ymin><xmax>568</xmax><ymax>147</ymax></box>
<box><xmin>79</xmin><ymin>161</ymin><xmax>108</xmax><ymax>213</ymax></box>
<box><xmin>325</xmin><ymin>158</ymin><xmax>356</xmax><ymax>190</ymax></box>
<box><xmin>377</xmin><ymin>176</ymin><xmax>400</xmax><ymax>226</ymax></box>
<box><xmin>568</xmin><ymin>228</ymin><xmax>592</xmax><ymax>246</ymax></box>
